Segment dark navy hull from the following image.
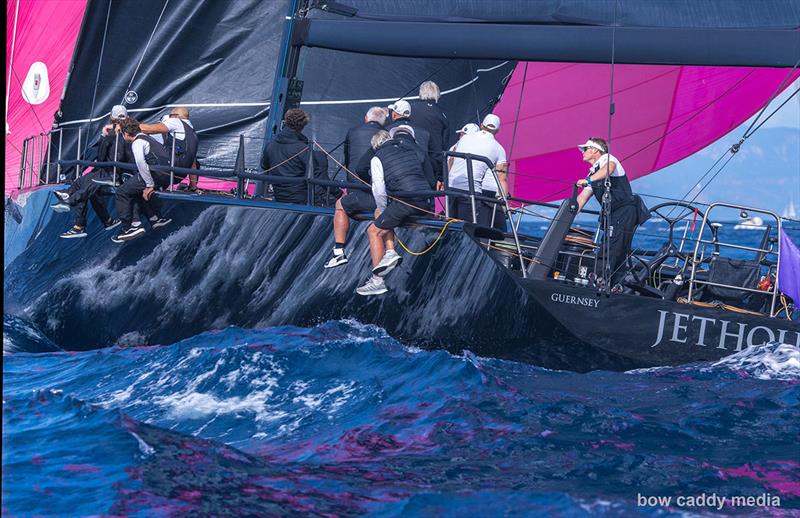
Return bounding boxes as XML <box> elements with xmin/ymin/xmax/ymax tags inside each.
<box><xmin>517</xmin><ymin>278</ymin><xmax>800</xmax><ymax>367</ymax></box>
<box><xmin>5</xmin><ymin>187</ymin><xmax>637</xmax><ymax>371</ymax></box>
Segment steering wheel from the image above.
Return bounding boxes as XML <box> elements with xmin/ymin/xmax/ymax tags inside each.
<box><xmin>643</xmin><ymin>201</ymin><xmax>719</xmax><ymax>279</ymax></box>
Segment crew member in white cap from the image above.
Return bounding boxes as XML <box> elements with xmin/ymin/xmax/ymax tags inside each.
<box><xmin>575</xmin><ymin>137</ymin><xmax>638</xmax><ymax>290</ymax></box>
<box><xmin>356</xmin><ymin>124</ymin><xmax>435</xmax><ymax>296</ymax></box>
<box><xmin>446</xmin><ymin>123</ymin><xmax>479</xmax><ymax>173</ymax></box>
<box><xmin>51</xmin><ymin>105</ymin><xmax>132</xmax><ymax>238</ymax></box>
<box><xmin>447</xmin><ymin>114</ymin><xmax>507</xmax><ymax>227</ymax></box>
<box><xmin>385</xmin><ymin>99</ymin><xmax>434</xmax><ymax>173</ymax></box>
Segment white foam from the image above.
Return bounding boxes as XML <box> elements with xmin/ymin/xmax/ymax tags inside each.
<box><xmin>712</xmin><ymin>341</ymin><xmax>800</xmax><ymax>380</ymax></box>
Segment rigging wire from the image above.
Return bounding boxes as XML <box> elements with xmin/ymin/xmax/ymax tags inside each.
<box><xmin>598</xmin><ymin>0</ymin><xmax>619</xmax><ymax>291</ymax></box>
<box><xmin>83</xmin><ymin>0</ymin><xmax>114</xmax><ymax>156</ymax></box>
<box><xmin>123</xmin><ymin>0</ymin><xmax>170</xmax><ymax>103</ymax></box>
<box><xmin>505</xmin><ymin>62</ymin><xmax>529</xmax><ymax>169</ymax></box>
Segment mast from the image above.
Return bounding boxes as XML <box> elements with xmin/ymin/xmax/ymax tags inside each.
<box><xmin>257</xmin><ymin>0</ymin><xmax>310</xmax><ymax>197</ymax></box>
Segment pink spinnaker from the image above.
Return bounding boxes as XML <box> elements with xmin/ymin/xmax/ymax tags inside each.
<box><xmin>5</xmin><ymin>0</ymin><xmax>87</xmax><ymax>194</ymax></box>
<box><xmin>493</xmin><ymin>63</ymin><xmax>799</xmax><ymax>202</ymax></box>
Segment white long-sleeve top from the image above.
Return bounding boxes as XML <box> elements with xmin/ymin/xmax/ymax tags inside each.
<box><xmin>370</xmin><ymin>155</ymin><xmax>388</xmax><ymax>213</ymax></box>
<box><xmin>131</xmin><ymin>135</ymin><xmax>155</xmax><ymax>187</ymax></box>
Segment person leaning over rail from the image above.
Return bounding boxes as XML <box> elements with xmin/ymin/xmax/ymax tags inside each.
<box><xmin>138</xmin><ymin>106</ymin><xmax>200</xmax><ymax>192</ymax></box>
<box><xmin>112</xmin><ymin>118</ymin><xmax>173</xmax><ymax>242</ymax></box>
<box><xmin>409</xmin><ymin>81</ymin><xmax>450</xmax><ymax>184</ymax></box>
<box><xmin>262</xmin><ymin>108</ymin><xmax>332</xmax><ymax>205</ymax></box>
<box><xmin>51</xmin><ymin>105</ymin><xmax>131</xmax><ymax>238</ymax></box>
<box><xmin>575</xmin><ymin>137</ymin><xmax>640</xmax><ymax>290</ymax></box>
<box><xmin>356</xmin><ymin>125</ymin><xmax>435</xmax><ymax>296</ymax></box>
<box><xmin>325</xmin><ymin>130</ymin><xmax>391</xmax><ymax>269</ymax></box>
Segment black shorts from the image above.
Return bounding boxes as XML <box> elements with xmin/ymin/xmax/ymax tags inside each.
<box><xmin>340</xmin><ymin>190</ymin><xmax>376</xmax><ymax>216</ymax></box>
<box><xmin>374</xmin><ymin>198</ymin><xmax>431</xmax><ymax>230</ymax></box>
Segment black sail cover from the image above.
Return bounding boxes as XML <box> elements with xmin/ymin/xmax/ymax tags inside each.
<box><xmin>53</xmin><ymin>0</ymin><xmax>517</xmax><ymax>177</ymax></box>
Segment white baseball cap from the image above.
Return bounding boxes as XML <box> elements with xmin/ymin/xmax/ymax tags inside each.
<box><xmin>111</xmin><ymin>105</ymin><xmax>128</xmax><ymax>120</ymax></box>
<box><xmin>456</xmin><ymin>123</ymin><xmax>479</xmax><ymax>135</ymax></box>
<box><xmin>481</xmin><ymin>113</ymin><xmax>500</xmax><ymax>130</ymax></box>
<box><xmin>577</xmin><ymin>139</ymin><xmax>606</xmax><ymax>153</ymax></box>
<box><xmin>388</xmin><ymin>99</ymin><xmax>411</xmax><ymax>116</ymax></box>
<box><xmin>389</xmin><ymin>125</ymin><xmax>415</xmax><ymax>139</ymax></box>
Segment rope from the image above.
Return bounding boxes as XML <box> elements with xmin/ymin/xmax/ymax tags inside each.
<box><xmin>780</xmin><ymin>294</ymin><xmax>793</xmax><ymax>321</ymax></box>
<box><xmin>676</xmin><ymin>297</ymin><xmax>765</xmax><ymax>317</ymax></box>
<box><xmin>313</xmin><ymin>141</ymin><xmax>455</xmax><ymax>222</ymax></box>
<box><xmin>262</xmin><ymin>146</ymin><xmax>309</xmax><ymax>173</ymax></box>
<box><xmin>314</xmin><ymin>141</ymin><xmax>464</xmax><ymax>254</ymax></box>
<box><xmin>395</xmin><ymin>219</ymin><xmax>456</xmax><ymax>256</ymax></box>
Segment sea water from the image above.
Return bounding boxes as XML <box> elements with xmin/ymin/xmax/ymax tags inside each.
<box><xmin>4</xmin><ymin>221</ymin><xmax>800</xmax><ymax>516</ymax></box>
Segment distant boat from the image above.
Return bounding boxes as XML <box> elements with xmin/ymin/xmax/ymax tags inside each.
<box><xmin>734</xmin><ymin>215</ymin><xmax>767</xmax><ymax>230</ymax></box>
<box><xmin>783</xmin><ymin>200</ymin><xmax>798</xmax><ymax>220</ymax></box>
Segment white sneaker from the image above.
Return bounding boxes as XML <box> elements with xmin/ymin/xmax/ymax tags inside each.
<box><xmin>50</xmin><ymin>203</ymin><xmax>70</xmax><ymax>213</ymax></box>
<box><xmin>132</xmin><ymin>220</ymin><xmax>142</xmax><ymax>228</ymax></box>
<box><xmin>60</xmin><ymin>227</ymin><xmax>87</xmax><ymax>239</ymax></box>
<box><xmin>151</xmin><ymin>217</ymin><xmax>172</xmax><ymax>229</ymax></box>
<box><xmin>324</xmin><ymin>249</ymin><xmax>348</xmax><ymax>269</ymax></box>
<box><xmin>372</xmin><ymin>250</ymin><xmax>402</xmax><ymax>277</ymax></box>
<box><xmin>113</xmin><ymin>227</ymin><xmax>146</xmax><ymax>242</ymax></box>
<box><xmin>54</xmin><ymin>190</ymin><xmax>70</xmax><ymax>202</ymax></box>
<box><xmin>356</xmin><ymin>275</ymin><xmax>388</xmax><ymax>296</ymax></box>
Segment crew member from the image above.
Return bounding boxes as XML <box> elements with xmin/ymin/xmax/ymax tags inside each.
<box><xmin>52</xmin><ymin>105</ymin><xmax>131</xmax><ymax>238</ymax></box>
<box><xmin>262</xmin><ymin>109</ymin><xmax>330</xmax><ymax>205</ymax></box>
<box><xmin>113</xmin><ymin>118</ymin><xmax>173</xmax><ymax>242</ymax></box>
<box><xmin>343</xmin><ymin>106</ymin><xmax>387</xmax><ymax>172</ymax></box>
<box><xmin>447</xmin><ymin>114</ymin><xmax>507</xmax><ymax>226</ymax></box>
<box><xmin>384</xmin><ymin>100</ymin><xmax>435</xmax><ymax>169</ymax></box>
<box><xmin>139</xmin><ymin>106</ymin><xmax>200</xmax><ymax>191</ymax></box>
<box><xmin>324</xmin><ymin>130</ymin><xmax>391</xmax><ymax>269</ymax></box>
<box><xmin>409</xmin><ymin>81</ymin><xmax>450</xmax><ymax>183</ymax></box>
<box><xmin>356</xmin><ymin>125</ymin><xmax>434</xmax><ymax>296</ymax></box>
<box><xmin>575</xmin><ymin>137</ymin><xmax>638</xmax><ymax>289</ymax></box>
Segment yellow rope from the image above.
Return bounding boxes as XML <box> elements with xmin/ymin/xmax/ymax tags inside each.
<box><xmin>780</xmin><ymin>294</ymin><xmax>792</xmax><ymax>320</ymax></box>
<box><xmin>395</xmin><ymin>219</ymin><xmax>457</xmax><ymax>256</ymax></box>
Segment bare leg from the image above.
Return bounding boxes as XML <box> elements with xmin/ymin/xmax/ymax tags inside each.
<box><xmin>383</xmin><ymin>229</ymin><xmax>395</xmax><ymax>252</ymax></box>
<box><xmin>367</xmin><ymin>224</ymin><xmax>386</xmax><ymax>267</ymax></box>
<box><xmin>334</xmin><ymin>198</ymin><xmax>350</xmax><ymax>244</ymax></box>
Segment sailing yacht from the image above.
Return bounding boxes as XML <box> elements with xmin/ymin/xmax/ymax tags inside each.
<box><xmin>784</xmin><ymin>199</ymin><xmax>798</xmax><ymax>220</ymax></box>
<box><xmin>4</xmin><ymin>0</ymin><xmax>799</xmax><ymax>371</ymax></box>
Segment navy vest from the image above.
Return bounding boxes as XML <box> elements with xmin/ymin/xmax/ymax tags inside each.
<box><xmin>162</xmin><ymin>120</ymin><xmax>199</xmax><ymax>168</ymax></box>
<box><xmin>590</xmin><ymin>173</ymin><xmax>635</xmax><ymax>211</ymax></box>
<box><xmin>375</xmin><ymin>139</ymin><xmax>430</xmax><ymax>197</ymax></box>
<box><xmin>135</xmin><ymin>134</ymin><xmax>171</xmax><ymax>166</ymax></box>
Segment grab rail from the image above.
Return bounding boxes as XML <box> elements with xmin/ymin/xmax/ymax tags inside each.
<box><xmin>688</xmin><ymin>202</ymin><xmax>782</xmax><ymax>317</ymax></box>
